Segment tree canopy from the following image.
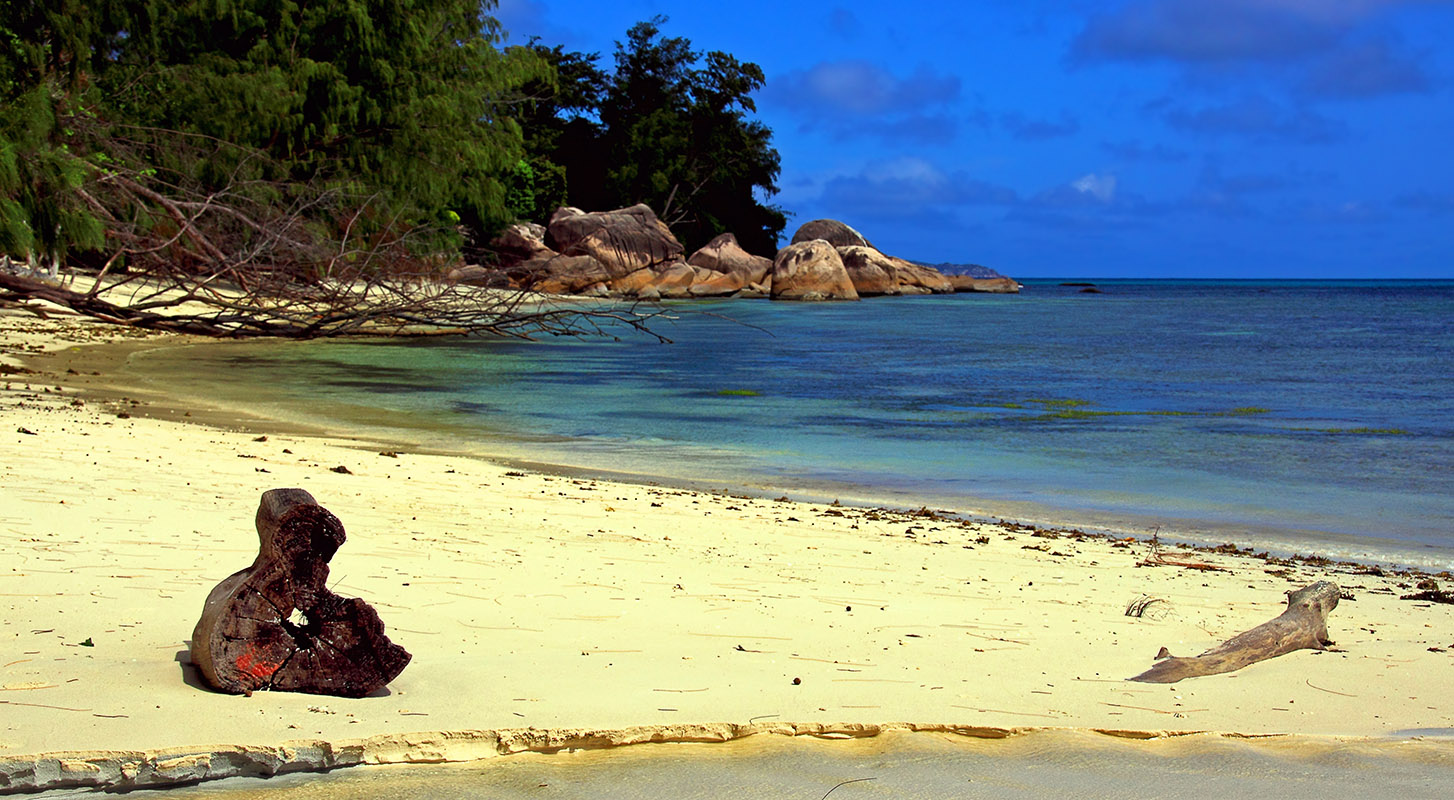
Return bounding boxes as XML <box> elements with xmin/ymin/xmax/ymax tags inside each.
<box><xmin>0</xmin><ymin>4</ymin><xmax>786</xmax><ymax>337</ymax></box>
<box><xmin>2</xmin><ymin>0</ymin><xmax>546</xmax><ymax>270</ymax></box>
<box><xmin>515</xmin><ymin>17</ymin><xmax>786</xmax><ymax>255</ymax></box>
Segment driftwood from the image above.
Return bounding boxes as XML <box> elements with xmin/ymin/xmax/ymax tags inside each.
<box><xmin>1130</xmin><ymin>581</ymin><xmax>1339</xmax><ymax>684</ymax></box>
<box><xmin>190</xmin><ymin>489</ymin><xmax>410</xmax><ymax>697</ymax></box>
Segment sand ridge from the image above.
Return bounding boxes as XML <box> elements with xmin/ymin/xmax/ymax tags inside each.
<box><xmin>2</xmin><ymin>310</ymin><xmax>1453</xmax><ymax>793</ymax></box>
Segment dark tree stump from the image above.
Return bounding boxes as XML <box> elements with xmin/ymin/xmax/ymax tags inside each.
<box><xmin>190</xmin><ymin>489</ymin><xmax>411</xmax><ymax>697</ymax></box>
<box><xmin>1130</xmin><ymin>581</ymin><xmax>1339</xmax><ymax>684</ymax></box>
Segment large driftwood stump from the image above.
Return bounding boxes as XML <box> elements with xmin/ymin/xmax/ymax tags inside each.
<box><xmin>190</xmin><ymin>489</ymin><xmax>410</xmax><ymax>697</ymax></box>
<box><xmin>1130</xmin><ymin>581</ymin><xmax>1339</xmax><ymax>683</ymax></box>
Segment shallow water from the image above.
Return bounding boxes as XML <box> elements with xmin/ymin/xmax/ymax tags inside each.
<box><xmin>54</xmin><ymin>730</ymin><xmax>1454</xmax><ymax>799</ymax></box>
<box><xmin>124</xmin><ymin>280</ymin><xmax>1454</xmax><ymax>568</ymax></box>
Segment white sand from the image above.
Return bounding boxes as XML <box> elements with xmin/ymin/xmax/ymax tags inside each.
<box><xmin>2</xmin><ymin>310</ymin><xmax>1452</xmax><ymax>792</ymax></box>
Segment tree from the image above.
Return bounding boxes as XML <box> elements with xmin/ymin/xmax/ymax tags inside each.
<box><xmin>504</xmin><ymin>42</ymin><xmax>608</xmax><ymax>223</ymax></box>
<box><xmin>0</xmin><ymin>0</ymin><xmax>119</xmax><ymax>274</ymax></box>
<box><xmin>513</xmin><ymin>19</ymin><xmax>786</xmax><ymax>255</ymax></box>
<box><xmin>98</xmin><ymin>0</ymin><xmax>548</xmax><ymax>238</ymax></box>
<box><xmin>600</xmin><ymin>17</ymin><xmax>785</xmax><ymax>254</ymax></box>
<box><xmin>0</xmin><ymin>0</ymin><xmax>665</xmax><ymax>340</ymax></box>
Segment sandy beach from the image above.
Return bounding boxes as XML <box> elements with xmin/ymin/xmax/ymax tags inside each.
<box><xmin>2</xmin><ymin>309</ymin><xmax>1452</xmax><ymax>793</ymax></box>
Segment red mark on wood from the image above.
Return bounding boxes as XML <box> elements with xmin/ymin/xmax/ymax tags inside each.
<box><xmin>234</xmin><ymin>647</ymin><xmax>278</xmax><ymax>680</ymax></box>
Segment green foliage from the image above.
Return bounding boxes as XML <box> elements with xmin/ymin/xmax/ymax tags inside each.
<box><xmin>505</xmin><ymin>157</ymin><xmax>566</xmax><ymax>224</ymax></box>
<box><xmin>0</xmin><ymin>85</ymin><xmax>105</xmax><ymax>263</ymax></box>
<box><xmin>99</xmin><ymin>0</ymin><xmax>547</xmax><ymax>235</ymax></box>
<box><xmin>1</xmin><ymin>0</ymin><xmax>549</xmax><ymax>268</ymax></box>
<box><xmin>0</xmin><ymin>1</ymin><xmax>122</xmax><ymax>263</ymax></box>
<box><xmin>517</xmin><ymin>18</ymin><xmax>785</xmax><ymax>254</ymax></box>
<box><xmin>601</xmin><ymin>17</ymin><xmax>785</xmax><ymax>254</ymax></box>
<box><xmin>1</xmin><ymin>2</ymin><xmax>785</xmax><ymax>278</ymax></box>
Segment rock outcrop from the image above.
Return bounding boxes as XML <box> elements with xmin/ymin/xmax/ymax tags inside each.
<box><xmin>890</xmin><ymin>258</ymin><xmax>955</xmax><ymax>294</ymax></box>
<box><xmin>947</xmin><ymin>275</ymin><xmax>1021</xmax><ymax>293</ymax></box>
<box><xmin>688</xmin><ymin>233</ymin><xmax>773</xmax><ymax>283</ymax></box>
<box><xmin>790</xmin><ymin>219</ymin><xmax>871</xmax><ymax>249</ymax></box>
<box><xmin>834</xmin><ymin>245</ymin><xmax>954</xmax><ymax>296</ymax></box>
<box><xmin>771</xmin><ymin>240</ymin><xmax>859</xmax><ymax>301</ymax></box>
<box><xmin>681</xmin><ymin>233</ymin><xmax>773</xmax><ymax>297</ymax></box>
<box><xmin>548</xmin><ymin>204</ymin><xmax>685</xmax><ymax>279</ymax></box>
<box><xmin>491</xmin><ymin>222</ymin><xmax>553</xmax><ymax>265</ymax></box>
<box><xmin>835</xmin><ymin>246</ymin><xmax>900</xmax><ymax>296</ymax></box>
<box><xmin>786</xmin><ymin>220</ymin><xmax>960</xmax><ymax>297</ymax></box>
<box><xmin>445</xmin><ymin>264</ymin><xmax>511</xmax><ymax>288</ymax></box>
<box><xmin>530</xmin><ymin>254</ymin><xmax>611</xmax><ymax>296</ymax></box>
<box><xmin>492</xmin><ymin>209</ymin><xmax>1016</xmax><ymax>301</ymax></box>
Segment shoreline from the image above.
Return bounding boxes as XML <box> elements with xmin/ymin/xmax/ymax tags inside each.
<box><xmin>72</xmin><ymin>331</ymin><xmax>1454</xmax><ymax>573</ymax></box>
<box><xmin>9</xmin><ymin>722</ymin><xmax>1454</xmax><ymax>795</ymax></box>
<box><xmin>3</xmin><ymin>310</ymin><xmax>1453</xmax><ymax>793</ymax></box>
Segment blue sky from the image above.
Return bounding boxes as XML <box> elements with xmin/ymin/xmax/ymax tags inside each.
<box><xmin>494</xmin><ymin>0</ymin><xmax>1454</xmax><ymax>278</ymax></box>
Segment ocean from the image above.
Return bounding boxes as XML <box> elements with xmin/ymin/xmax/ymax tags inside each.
<box><xmin>124</xmin><ymin>279</ymin><xmax>1454</xmax><ymax>569</ymax></box>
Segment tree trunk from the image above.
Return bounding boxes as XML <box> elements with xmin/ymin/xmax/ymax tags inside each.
<box><xmin>1130</xmin><ymin>581</ymin><xmax>1340</xmax><ymax>684</ymax></box>
<box><xmin>190</xmin><ymin>489</ymin><xmax>411</xmax><ymax>697</ymax></box>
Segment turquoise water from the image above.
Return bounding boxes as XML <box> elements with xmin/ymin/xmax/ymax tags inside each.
<box><xmin>131</xmin><ymin>280</ymin><xmax>1454</xmax><ymax>567</ymax></box>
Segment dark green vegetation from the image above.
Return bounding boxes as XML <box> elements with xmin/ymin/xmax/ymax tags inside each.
<box><xmin>0</xmin><ymin>2</ymin><xmax>781</xmax><ymax>335</ymax></box>
<box><xmin>511</xmin><ymin>16</ymin><xmax>785</xmax><ymax>254</ymax></box>
<box><xmin>3</xmin><ymin>0</ymin><xmax>544</xmax><ymax>270</ymax></box>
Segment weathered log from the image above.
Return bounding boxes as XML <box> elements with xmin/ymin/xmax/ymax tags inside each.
<box><xmin>190</xmin><ymin>489</ymin><xmax>410</xmax><ymax>697</ymax></box>
<box><xmin>1130</xmin><ymin>581</ymin><xmax>1340</xmax><ymax>684</ymax></box>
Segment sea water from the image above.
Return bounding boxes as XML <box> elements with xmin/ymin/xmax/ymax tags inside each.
<box><xmin>124</xmin><ymin>280</ymin><xmax>1454</xmax><ymax>568</ymax></box>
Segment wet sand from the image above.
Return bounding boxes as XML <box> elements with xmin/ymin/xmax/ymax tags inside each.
<box><xmin>3</xmin><ymin>310</ymin><xmax>1453</xmax><ymax>793</ymax></box>
<box><xmin>86</xmin><ymin>729</ymin><xmax>1454</xmax><ymax>800</ymax></box>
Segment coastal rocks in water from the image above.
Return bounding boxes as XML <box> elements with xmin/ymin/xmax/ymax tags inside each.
<box><xmin>608</xmin><ymin>267</ymin><xmax>660</xmax><ymax>297</ymax></box>
<box><xmin>505</xmin><ymin>208</ymin><xmax>1016</xmax><ymax>300</ymax></box>
<box><xmin>888</xmin><ymin>258</ymin><xmax>954</xmax><ymax>294</ymax></box>
<box><xmin>835</xmin><ymin>246</ymin><xmax>900</xmax><ymax>296</ymax></box>
<box><xmin>947</xmin><ymin>275</ymin><xmax>1021</xmax><ymax>293</ymax></box>
<box><xmin>790</xmin><ymin>219</ymin><xmax>871</xmax><ymax>249</ymax></box>
<box><xmin>783</xmin><ymin>220</ymin><xmax>959</xmax><ymax>296</ymax></box>
<box><xmin>687</xmin><ymin>268</ymin><xmax>751</xmax><ymax>297</ymax></box>
<box><xmin>771</xmin><ymin>240</ymin><xmax>859</xmax><ymax>301</ymax></box>
<box><xmin>647</xmin><ymin>262</ymin><xmax>700</xmax><ymax>299</ymax></box>
<box><xmin>528</xmin><ymin>254</ymin><xmax>612</xmax><ymax>295</ymax></box>
<box><xmin>836</xmin><ymin>246</ymin><xmax>954</xmax><ymax>296</ymax></box>
<box><xmin>547</xmin><ymin>204</ymin><xmax>685</xmax><ymax>279</ymax></box>
<box><xmin>688</xmin><ymin>233</ymin><xmax>773</xmax><ymax>285</ymax></box>
<box><xmin>490</xmin><ymin>222</ymin><xmax>554</xmax><ymax>265</ymax></box>
<box><xmin>682</xmin><ymin>233</ymin><xmax>774</xmax><ymax>297</ymax></box>
<box><xmin>478</xmin><ymin>222</ymin><xmax>560</xmax><ymax>288</ymax></box>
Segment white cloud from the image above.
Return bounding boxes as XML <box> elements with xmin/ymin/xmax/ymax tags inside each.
<box><xmin>1072</xmin><ymin>173</ymin><xmax>1118</xmax><ymax>202</ymax></box>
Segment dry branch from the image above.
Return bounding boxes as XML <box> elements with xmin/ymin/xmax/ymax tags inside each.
<box><xmin>2</xmin><ymin>121</ymin><xmax>669</xmax><ymax>342</ymax></box>
<box><xmin>1130</xmin><ymin>581</ymin><xmax>1340</xmax><ymax>683</ymax></box>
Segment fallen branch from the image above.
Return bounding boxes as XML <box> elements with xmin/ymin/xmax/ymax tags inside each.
<box><xmin>1138</xmin><ymin>551</ymin><xmax>1228</xmax><ymax>571</ymax></box>
<box><xmin>1130</xmin><ymin>581</ymin><xmax>1340</xmax><ymax>684</ymax></box>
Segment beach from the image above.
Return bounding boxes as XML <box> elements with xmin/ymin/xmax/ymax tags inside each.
<box><xmin>2</xmin><ymin>309</ymin><xmax>1453</xmax><ymax>794</ymax></box>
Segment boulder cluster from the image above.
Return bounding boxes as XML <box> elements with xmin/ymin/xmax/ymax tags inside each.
<box><xmin>452</xmin><ymin>204</ymin><xmax>1018</xmax><ymax>300</ymax></box>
